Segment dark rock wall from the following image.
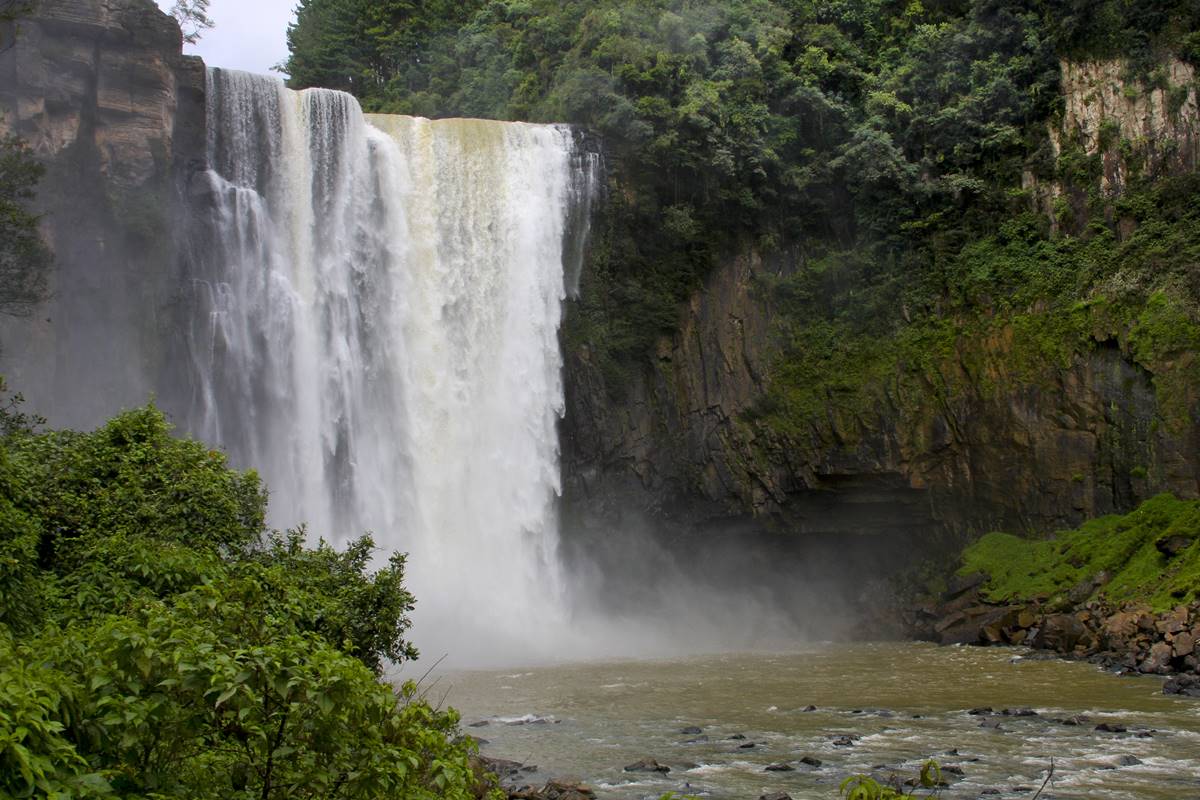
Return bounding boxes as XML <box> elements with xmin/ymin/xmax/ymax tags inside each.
<box><xmin>562</xmin><ymin>245</ymin><xmax>1200</xmax><ymax>553</ymax></box>
<box><xmin>0</xmin><ymin>0</ymin><xmax>205</xmax><ymax>428</ymax></box>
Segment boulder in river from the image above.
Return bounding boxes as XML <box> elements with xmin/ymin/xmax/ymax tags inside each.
<box><xmin>680</xmin><ymin>726</ymin><xmax>703</xmax><ymax>735</ymax></box>
<box><xmin>623</xmin><ymin>759</ymin><xmax>670</xmax><ymax>773</ymax></box>
<box><xmin>765</xmin><ymin>763</ymin><xmax>794</xmax><ymax>772</ymax></box>
<box><xmin>1164</xmin><ymin>673</ymin><xmax>1200</xmax><ymax>697</ymax></box>
<box><xmin>799</xmin><ymin>756</ymin><xmax>823</xmax><ymax>767</ymax></box>
<box><xmin>759</xmin><ymin>794</ymin><xmax>792</xmax><ymax>800</ymax></box>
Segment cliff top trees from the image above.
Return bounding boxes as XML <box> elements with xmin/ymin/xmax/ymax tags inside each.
<box><xmin>169</xmin><ymin>0</ymin><xmax>214</xmax><ymax>44</ymax></box>
<box><xmin>283</xmin><ymin>0</ymin><xmax>1200</xmax><ymax>399</ymax></box>
<box><xmin>286</xmin><ymin>0</ymin><xmax>485</xmax><ymax>95</ymax></box>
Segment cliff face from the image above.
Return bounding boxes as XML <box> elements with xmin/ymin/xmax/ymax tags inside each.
<box><xmin>562</xmin><ymin>59</ymin><xmax>1200</xmax><ymax>548</ymax></box>
<box><xmin>0</xmin><ymin>0</ymin><xmax>205</xmax><ymax>427</ymax></box>
<box><xmin>1028</xmin><ymin>58</ymin><xmax>1200</xmax><ymax>228</ymax></box>
<box><xmin>565</xmin><ymin>258</ymin><xmax>1198</xmax><ymax>541</ymax></box>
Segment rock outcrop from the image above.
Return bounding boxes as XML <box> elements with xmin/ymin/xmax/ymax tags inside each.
<box><xmin>1055</xmin><ymin>59</ymin><xmax>1199</xmax><ymax>197</ymax></box>
<box><xmin>0</xmin><ymin>0</ymin><xmax>206</xmax><ymax>427</ymax></box>
<box><xmin>1027</xmin><ymin>58</ymin><xmax>1200</xmax><ymax>229</ymax></box>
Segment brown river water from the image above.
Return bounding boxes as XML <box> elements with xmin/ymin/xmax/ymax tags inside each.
<box><xmin>438</xmin><ymin>644</ymin><xmax>1200</xmax><ymax>800</ymax></box>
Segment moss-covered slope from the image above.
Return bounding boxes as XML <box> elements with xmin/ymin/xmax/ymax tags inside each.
<box><xmin>962</xmin><ymin>493</ymin><xmax>1200</xmax><ymax>612</ymax></box>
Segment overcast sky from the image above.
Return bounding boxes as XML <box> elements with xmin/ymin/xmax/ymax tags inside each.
<box><xmin>155</xmin><ymin>0</ymin><xmax>296</xmax><ymax>76</ymax></box>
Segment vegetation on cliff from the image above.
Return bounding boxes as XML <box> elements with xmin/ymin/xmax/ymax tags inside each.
<box><xmin>960</xmin><ymin>493</ymin><xmax>1200</xmax><ymax>612</ymax></box>
<box><xmin>285</xmin><ymin>0</ymin><xmax>1200</xmax><ymax>408</ymax></box>
<box><xmin>0</xmin><ymin>395</ymin><xmax>482</xmax><ymax>800</ymax></box>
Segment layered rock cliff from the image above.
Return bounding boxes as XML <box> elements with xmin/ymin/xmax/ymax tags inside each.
<box><xmin>0</xmin><ymin>0</ymin><xmax>205</xmax><ymax>427</ymax></box>
<box><xmin>561</xmin><ymin>58</ymin><xmax>1200</xmax><ymax>552</ymax></box>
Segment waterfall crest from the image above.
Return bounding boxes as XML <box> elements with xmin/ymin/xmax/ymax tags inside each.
<box><xmin>188</xmin><ymin>69</ymin><xmax>588</xmax><ymax>663</ymax></box>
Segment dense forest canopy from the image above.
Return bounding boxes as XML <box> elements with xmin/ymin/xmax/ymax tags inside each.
<box><xmin>287</xmin><ymin>0</ymin><xmax>1200</xmax><ymax>409</ymax></box>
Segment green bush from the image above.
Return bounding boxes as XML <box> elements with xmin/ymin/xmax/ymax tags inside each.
<box><xmin>0</xmin><ymin>398</ymin><xmax>483</xmax><ymax>800</ymax></box>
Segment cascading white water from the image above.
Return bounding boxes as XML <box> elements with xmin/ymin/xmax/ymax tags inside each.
<box><xmin>188</xmin><ymin>69</ymin><xmax>590</xmax><ymax>663</ymax></box>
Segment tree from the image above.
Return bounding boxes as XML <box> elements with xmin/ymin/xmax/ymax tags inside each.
<box><xmin>0</xmin><ymin>135</ymin><xmax>51</xmax><ymax>317</ymax></box>
<box><xmin>170</xmin><ymin>0</ymin><xmax>214</xmax><ymax>45</ymax></box>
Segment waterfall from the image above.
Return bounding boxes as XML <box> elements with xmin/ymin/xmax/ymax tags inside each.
<box><xmin>187</xmin><ymin>69</ymin><xmax>591</xmax><ymax>663</ymax></box>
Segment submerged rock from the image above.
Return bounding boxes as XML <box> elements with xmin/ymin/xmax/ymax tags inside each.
<box><xmin>1000</xmin><ymin>707</ymin><xmax>1037</xmax><ymax>717</ymax></box>
<box><xmin>623</xmin><ymin>759</ymin><xmax>670</xmax><ymax>773</ymax></box>
<box><xmin>1164</xmin><ymin>673</ymin><xmax>1200</xmax><ymax>697</ymax></box>
<box><xmin>764</xmin><ymin>763</ymin><xmax>794</xmax><ymax>772</ymax></box>
<box><xmin>799</xmin><ymin>756</ymin><xmax>823</xmax><ymax>767</ymax></box>
<box><xmin>476</xmin><ymin>756</ymin><xmax>527</xmax><ymax>778</ymax></box>
<box><xmin>680</xmin><ymin>726</ymin><xmax>703</xmax><ymax>735</ymax></box>
<box><xmin>759</xmin><ymin>793</ymin><xmax>792</xmax><ymax>800</ymax></box>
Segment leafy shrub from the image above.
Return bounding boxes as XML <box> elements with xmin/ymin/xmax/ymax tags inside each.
<box><xmin>0</xmin><ymin>399</ymin><xmax>483</xmax><ymax>800</ymax></box>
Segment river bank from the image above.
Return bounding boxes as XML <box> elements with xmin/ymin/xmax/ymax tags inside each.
<box><xmin>909</xmin><ymin>494</ymin><xmax>1200</xmax><ymax>695</ymax></box>
<box><xmin>911</xmin><ymin>579</ymin><xmax>1200</xmax><ymax>696</ymax></box>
